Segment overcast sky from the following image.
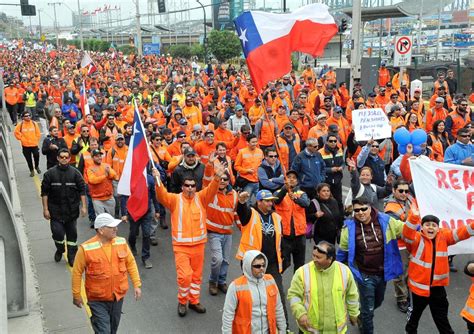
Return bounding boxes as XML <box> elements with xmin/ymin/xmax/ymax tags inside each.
<box><xmin>5</xmin><ymin>0</ymin><xmax>304</xmax><ymax>29</ymax></box>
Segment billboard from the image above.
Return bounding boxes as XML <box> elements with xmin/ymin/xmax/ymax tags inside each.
<box><xmin>143</xmin><ymin>43</ymin><xmax>160</xmax><ymax>56</ymax></box>
<box><xmin>212</xmin><ymin>0</ymin><xmax>244</xmax><ymax>30</ymax></box>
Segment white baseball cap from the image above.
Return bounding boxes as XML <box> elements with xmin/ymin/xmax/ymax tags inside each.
<box><xmin>94</xmin><ymin>213</ymin><xmax>122</xmax><ymax>229</ymax></box>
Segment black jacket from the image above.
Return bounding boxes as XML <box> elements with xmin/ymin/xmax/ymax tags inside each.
<box><xmin>41</xmin><ymin>135</ymin><xmax>67</xmax><ymax>168</ymax></box>
<box><xmin>170</xmin><ymin>162</ymin><xmax>205</xmax><ymax>193</ymax></box>
<box><xmin>41</xmin><ymin>164</ymin><xmax>86</xmax><ymax>221</ymax></box>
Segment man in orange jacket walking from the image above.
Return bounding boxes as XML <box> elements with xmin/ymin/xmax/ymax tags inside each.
<box><xmin>87</xmin><ymin>149</ymin><xmax>117</xmax><ymax>216</ymax></box>
<box><xmin>403</xmin><ymin>214</ymin><xmax>474</xmax><ymax>333</ymax></box>
<box><xmin>14</xmin><ymin>111</ymin><xmax>42</xmax><ymax>177</ymax></box>
<box><xmin>152</xmin><ymin>160</ymin><xmax>226</xmax><ymax>317</ymax></box>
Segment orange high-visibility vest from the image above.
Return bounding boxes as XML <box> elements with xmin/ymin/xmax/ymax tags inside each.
<box><xmin>82</xmin><ymin>235</ymin><xmax>129</xmax><ymax>302</ymax></box>
<box><xmin>232</xmin><ymin>274</ymin><xmax>278</xmax><ymax>334</ymax></box>
<box><xmin>403</xmin><ymin>219</ymin><xmax>474</xmax><ymax>297</ymax></box>
<box><xmin>206</xmin><ymin>190</ymin><xmax>240</xmax><ymax>234</ymax></box>
<box><xmin>461</xmin><ymin>278</ymin><xmax>474</xmax><ymax>322</ymax></box>
<box><xmin>87</xmin><ymin>163</ymin><xmax>116</xmax><ymax>200</ymax></box>
<box><xmin>237</xmin><ymin>208</ymin><xmax>283</xmax><ymax>272</ymax></box>
<box><xmin>448</xmin><ymin>110</ymin><xmax>470</xmax><ymax>138</ymax></box>
<box><xmin>105</xmin><ymin>145</ymin><xmax>128</xmax><ymax>179</ymax></box>
<box><xmin>276</xmin><ymin>135</ymin><xmax>301</xmax><ymax>171</ymax></box>
<box><xmin>274</xmin><ymin>190</ymin><xmax>307</xmax><ymax>237</ymax></box>
<box><xmin>258</xmin><ymin>119</ymin><xmax>276</xmax><ymax>147</ymax></box>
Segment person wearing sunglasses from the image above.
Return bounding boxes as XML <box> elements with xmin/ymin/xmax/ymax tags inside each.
<box><xmin>41</xmin><ymin>125</ymin><xmax>68</xmax><ymax>170</ymax></box>
<box><xmin>153</xmin><ymin>161</ymin><xmax>226</xmax><ymax>317</ymax></box>
<box><xmin>14</xmin><ymin>111</ymin><xmax>42</xmax><ymax>177</ymax></box>
<box><xmin>403</xmin><ymin>214</ymin><xmax>474</xmax><ymax>334</ymax></box>
<box><xmin>337</xmin><ymin>196</ymin><xmax>419</xmax><ymax>334</ymax></box>
<box><xmin>319</xmin><ymin>133</ymin><xmax>344</xmax><ymax>209</ymax></box>
<box><xmin>288</xmin><ymin>241</ymin><xmax>360</xmax><ymax>333</ymax></box>
<box><xmin>445</xmin><ymin>98</ymin><xmax>470</xmax><ymax>139</ymax></box>
<box><xmin>444</xmin><ymin>127</ymin><xmax>474</xmax><ymax>167</ymax></box>
<box><xmin>222</xmin><ymin>250</ymin><xmax>287</xmax><ymax>333</ymax></box>
<box><xmin>384</xmin><ymin>179</ymin><xmax>417</xmax><ymax>313</ymax></box>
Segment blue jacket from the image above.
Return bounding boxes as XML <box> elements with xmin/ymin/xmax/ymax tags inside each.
<box><xmin>290</xmin><ymin>149</ymin><xmax>326</xmax><ymax>189</ymax></box>
<box><xmin>336</xmin><ymin>211</ymin><xmax>404</xmax><ymax>283</ymax></box>
<box><xmin>444</xmin><ymin>141</ymin><xmax>474</xmax><ymax>165</ymax></box>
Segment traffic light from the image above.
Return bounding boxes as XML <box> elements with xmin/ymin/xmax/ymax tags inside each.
<box><xmin>20</xmin><ymin>0</ymin><xmax>36</xmax><ymax>16</ymax></box>
<box><xmin>339</xmin><ymin>18</ymin><xmax>348</xmax><ymax>33</ymax></box>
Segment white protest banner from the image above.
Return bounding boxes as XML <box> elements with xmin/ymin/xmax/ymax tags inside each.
<box><xmin>410</xmin><ymin>157</ymin><xmax>474</xmax><ymax>255</ymax></box>
<box><xmin>352</xmin><ymin>108</ymin><xmax>392</xmax><ymax>142</ymax></box>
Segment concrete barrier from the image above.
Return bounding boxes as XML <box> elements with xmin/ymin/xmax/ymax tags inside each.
<box><xmin>0</xmin><ymin>150</ymin><xmax>12</xmax><ymax>202</ymax></box>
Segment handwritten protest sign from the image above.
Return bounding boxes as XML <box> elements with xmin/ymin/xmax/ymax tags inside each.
<box><xmin>410</xmin><ymin>157</ymin><xmax>474</xmax><ymax>255</ymax></box>
<box><xmin>352</xmin><ymin>108</ymin><xmax>392</xmax><ymax>141</ymax></box>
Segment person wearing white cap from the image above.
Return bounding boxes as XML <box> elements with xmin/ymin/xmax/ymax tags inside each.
<box><xmin>172</xmin><ymin>84</ymin><xmax>186</xmax><ymax>107</ymax></box>
<box><xmin>72</xmin><ymin>213</ymin><xmax>141</xmax><ymax>334</ymax></box>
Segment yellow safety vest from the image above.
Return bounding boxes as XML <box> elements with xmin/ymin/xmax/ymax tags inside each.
<box><xmin>25</xmin><ymin>92</ymin><xmax>36</xmax><ymax>107</ymax></box>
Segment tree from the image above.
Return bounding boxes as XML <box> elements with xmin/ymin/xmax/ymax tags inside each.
<box><xmin>208</xmin><ymin>30</ymin><xmax>241</xmax><ymax>62</ymax></box>
<box><xmin>190</xmin><ymin>44</ymin><xmax>205</xmax><ymax>61</ymax></box>
<box><xmin>168</xmin><ymin>44</ymin><xmax>191</xmax><ymax>59</ymax></box>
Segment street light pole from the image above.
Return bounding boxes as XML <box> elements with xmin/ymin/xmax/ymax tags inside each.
<box><xmin>196</xmin><ymin>0</ymin><xmax>207</xmax><ymax>64</ymax></box>
<box><xmin>350</xmin><ymin>0</ymin><xmax>362</xmax><ymax>92</ymax></box>
<box><xmin>134</xmin><ymin>0</ymin><xmax>143</xmax><ymax>56</ymax></box>
<box><xmin>77</xmin><ymin>0</ymin><xmax>84</xmax><ymax>50</ymax></box>
<box><xmin>38</xmin><ymin>9</ymin><xmax>42</xmax><ymax>37</ymax></box>
<box><xmin>48</xmin><ymin>2</ymin><xmax>61</xmax><ymax>49</ymax></box>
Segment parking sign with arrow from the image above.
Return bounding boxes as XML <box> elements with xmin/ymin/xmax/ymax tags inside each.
<box><xmin>394</xmin><ymin>36</ymin><xmax>413</xmax><ymax>67</ymax></box>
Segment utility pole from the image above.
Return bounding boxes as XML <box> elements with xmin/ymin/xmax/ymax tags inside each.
<box><xmin>38</xmin><ymin>9</ymin><xmax>42</xmax><ymax>37</ymax></box>
<box><xmin>134</xmin><ymin>0</ymin><xmax>143</xmax><ymax>56</ymax></box>
<box><xmin>196</xmin><ymin>0</ymin><xmax>207</xmax><ymax>64</ymax></box>
<box><xmin>350</xmin><ymin>0</ymin><xmax>362</xmax><ymax>92</ymax></box>
<box><xmin>77</xmin><ymin>0</ymin><xmax>84</xmax><ymax>50</ymax></box>
<box><xmin>48</xmin><ymin>2</ymin><xmax>61</xmax><ymax>49</ymax></box>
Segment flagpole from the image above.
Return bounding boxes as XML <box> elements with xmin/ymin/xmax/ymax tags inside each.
<box><xmin>133</xmin><ymin>100</ymin><xmax>162</xmax><ymax>186</ymax></box>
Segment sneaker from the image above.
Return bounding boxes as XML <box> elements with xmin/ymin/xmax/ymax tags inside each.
<box><xmin>150</xmin><ymin>238</ymin><xmax>158</xmax><ymax>246</ymax></box>
<box><xmin>29</xmin><ymin>170</ymin><xmax>35</xmax><ymax>177</ymax></box>
<box><xmin>160</xmin><ymin>218</ymin><xmax>169</xmax><ymax>229</ymax></box>
<box><xmin>143</xmin><ymin>259</ymin><xmax>153</xmax><ymax>269</ymax></box>
<box><xmin>397</xmin><ymin>300</ymin><xmax>409</xmax><ymax>313</ymax></box>
<box><xmin>54</xmin><ymin>250</ymin><xmax>62</xmax><ymax>262</ymax></box>
<box><xmin>218</xmin><ymin>283</ymin><xmax>228</xmax><ymax>294</ymax></box>
<box><xmin>177</xmin><ymin>303</ymin><xmax>187</xmax><ymax>317</ymax></box>
<box><xmin>36</xmin><ymin>168</ymin><xmax>41</xmax><ymax>174</ymax></box>
<box><xmin>209</xmin><ymin>282</ymin><xmax>218</xmax><ymax>296</ymax></box>
<box><xmin>188</xmin><ymin>303</ymin><xmax>206</xmax><ymax>314</ymax></box>
<box><xmin>89</xmin><ymin>220</ymin><xmax>95</xmax><ymax>229</ymax></box>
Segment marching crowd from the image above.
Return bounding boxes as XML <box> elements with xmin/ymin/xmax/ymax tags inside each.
<box><xmin>3</xmin><ymin>48</ymin><xmax>474</xmax><ymax>334</ymax></box>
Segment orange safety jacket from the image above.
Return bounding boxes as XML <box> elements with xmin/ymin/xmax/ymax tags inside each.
<box><xmin>63</xmin><ymin>132</ymin><xmax>79</xmax><ymax>165</ymax></box>
<box><xmin>234</xmin><ymin>147</ymin><xmax>264</xmax><ymax>183</ymax></box>
<box><xmin>14</xmin><ymin>120</ymin><xmax>41</xmax><ymax>147</ymax></box>
<box><xmin>102</xmin><ymin>126</ymin><xmax>119</xmax><ymax>152</ymax></box>
<box><xmin>257</xmin><ymin>119</ymin><xmax>277</xmax><ymax>147</ymax></box>
<box><xmin>206</xmin><ymin>189</ymin><xmax>241</xmax><ymax>234</ymax></box>
<box><xmin>232</xmin><ymin>274</ymin><xmax>278</xmax><ymax>334</ymax></box>
<box><xmin>428</xmin><ymin>133</ymin><xmax>450</xmax><ymax>162</ymax></box>
<box><xmin>425</xmin><ymin>107</ymin><xmax>448</xmax><ymax>132</ymax></box>
<box><xmin>461</xmin><ymin>278</ymin><xmax>474</xmax><ymax>323</ymax></box>
<box><xmin>86</xmin><ymin>163</ymin><xmax>116</xmax><ymax>200</ymax></box>
<box><xmin>403</xmin><ymin>217</ymin><xmax>474</xmax><ymax>297</ymax></box>
<box><xmin>81</xmin><ymin>235</ymin><xmax>129</xmax><ymax>302</ymax></box>
<box><xmin>384</xmin><ymin>194</ymin><xmax>417</xmax><ymax>249</ymax></box>
<box><xmin>105</xmin><ymin>145</ymin><xmax>128</xmax><ymax>180</ymax></box>
<box><xmin>448</xmin><ymin>110</ymin><xmax>471</xmax><ymax>138</ymax></box>
<box><xmin>156</xmin><ymin>177</ymin><xmax>219</xmax><ymax>247</ymax></box>
<box><xmin>276</xmin><ymin>135</ymin><xmax>301</xmax><ymax>171</ymax></box>
<box><xmin>195</xmin><ymin>141</ymin><xmax>217</xmax><ymax>186</ymax></box>
<box><xmin>274</xmin><ymin>190</ymin><xmax>307</xmax><ymax>237</ymax></box>
<box><xmin>237</xmin><ymin>208</ymin><xmax>283</xmax><ymax>272</ymax></box>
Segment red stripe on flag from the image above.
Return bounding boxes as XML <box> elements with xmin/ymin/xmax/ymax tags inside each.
<box><xmin>127</xmin><ymin>139</ymin><xmax>149</xmax><ymax>221</ymax></box>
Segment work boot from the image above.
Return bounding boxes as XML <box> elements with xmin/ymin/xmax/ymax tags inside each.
<box><xmin>209</xmin><ymin>282</ymin><xmax>218</xmax><ymax>296</ymax></box>
<box><xmin>54</xmin><ymin>250</ymin><xmax>62</xmax><ymax>262</ymax></box>
<box><xmin>177</xmin><ymin>303</ymin><xmax>187</xmax><ymax>317</ymax></box>
<box><xmin>89</xmin><ymin>220</ymin><xmax>95</xmax><ymax>229</ymax></box>
<box><xmin>29</xmin><ymin>170</ymin><xmax>35</xmax><ymax>177</ymax></box>
<box><xmin>188</xmin><ymin>303</ymin><xmax>206</xmax><ymax>314</ymax></box>
<box><xmin>397</xmin><ymin>300</ymin><xmax>409</xmax><ymax>313</ymax></box>
<box><xmin>150</xmin><ymin>238</ymin><xmax>158</xmax><ymax>246</ymax></box>
<box><xmin>218</xmin><ymin>283</ymin><xmax>228</xmax><ymax>294</ymax></box>
<box><xmin>159</xmin><ymin>217</ymin><xmax>168</xmax><ymax>229</ymax></box>
<box><xmin>36</xmin><ymin>167</ymin><xmax>41</xmax><ymax>174</ymax></box>
<box><xmin>143</xmin><ymin>259</ymin><xmax>153</xmax><ymax>269</ymax></box>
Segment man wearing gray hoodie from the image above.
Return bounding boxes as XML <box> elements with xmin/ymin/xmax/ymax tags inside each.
<box><xmin>222</xmin><ymin>250</ymin><xmax>287</xmax><ymax>333</ymax></box>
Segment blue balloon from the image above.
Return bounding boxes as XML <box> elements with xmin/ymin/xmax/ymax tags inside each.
<box><xmin>413</xmin><ymin>145</ymin><xmax>423</xmax><ymax>155</ymax></box>
<box><xmin>398</xmin><ymin>144</ymin><xmax>407</xmax><ymax>155</ymax></box>
<box><xmin>394</xmin><ymin>127</ymin><xmax>411</xmax><ymax>145</ymax></box>
<box><xmin>411</xmin><ymin>129</ymin><xmax>428</xmax><ymax>145</ymax></box>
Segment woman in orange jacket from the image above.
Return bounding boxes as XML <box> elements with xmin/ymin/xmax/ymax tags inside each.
<box><xmin>403</xmin><ymin>214</ymin><xmax>474</xmax><ymax>334</ymax></box>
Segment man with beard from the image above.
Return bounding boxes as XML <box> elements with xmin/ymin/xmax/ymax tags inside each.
<box><xmin>445</xmin><ymin>98</ymin><xmax>471</xmax><ymax>139</ymax></box>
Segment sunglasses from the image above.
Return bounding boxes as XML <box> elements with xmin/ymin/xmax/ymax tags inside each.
<box><xmin>353</xmin><ymin>207</ymin><xmax>369</xmax><ymax>213</ymax></box>
<box><xmin>178</xmin><ymin>135</ymin><xmax>186</xmax><ymax>138</ymax></box>
<box><xmin>220</xmin><ymin>178</ymin><xmax>229</xmax><ymax>182</ymax></box>
<box><xmin>58</xmin><ymin>155</ymin><xmax>69</xmax><ymax>159</ymax></box>
<box><xmin>307</xmin><ymin>145</ymin><xmax>318</xmax><ymax>148</ymax></box>
<box><xmin>82</xmin><ymin>130</ymin><xmax>89</xmax><ymax>133</ymax></box>
<box><xmin>371</xmin><ymin>145</ymin><xmax>379</xmax><ymax>148</ymax></box>
<box><xmin>183</xmin><ymin>184</ymin><xmax>196</xmax><ymax>188</ymax></box>
<box><xmin>459</xmin><ymin>134</ymin><xmax>470</xmax><ymax>138</ymax></box>
<box><xmin>242</xmin><ymin>132</ymin><xmax>251</xmax><ymax>135</ymax></box>
<box><xmin>397</xmin><ymin>189</ymin><xmax>409</xmax><ymax>193</ymax></box>
<box><xmin>252</xmin><ymin>264</ymin><xmax>265</xmax><ymax>269</ymax></box>
<box><xmin>460</xmin><ymin>104</ymin><xmax>469</xmax><ymax>107</ymax></box>
<box><xmin>328</xmin><ymin>140</ymin><xmax>337</xmax><ymax>143</ymax></box>
<box><xmin>23</xmin><ymin>114</ymin><xmax>31</xmax><ymax>117</ymax></box>
<box><xmin>267</xmin><ymin>155</ymin><xmax>278</xmax><ymax>158</ymax></box>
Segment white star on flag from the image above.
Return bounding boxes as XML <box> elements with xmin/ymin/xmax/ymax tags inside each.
<box><xmin>239</xmin><ymin>28</ymin><xmax>248</xmax><ymax>47</ymax></box>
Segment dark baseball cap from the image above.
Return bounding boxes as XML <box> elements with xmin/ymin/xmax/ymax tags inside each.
<box><xmin>91</xmin><ymin>149</ymin><xmax>103</xmax><ymax>156</ymax></box>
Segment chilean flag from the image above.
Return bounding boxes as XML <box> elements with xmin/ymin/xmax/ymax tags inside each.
<box><xmin>117</xmin><ymin>103</ymin><xmax>150</xmax><ymax>221</ymax></box>
<box><xmin>80</xmin><ymin>81</ymin><xmax>90</xmax><ymax>116</ymax></box>
<box><xmin>234</xmin><ymin>4</ymin><xmax>338</xmax><ymax>93</ymax></box>
<box><xmin>80</xmin><ymin>52</ymin><xmax>97</xmax><ymax>76</ymax></box>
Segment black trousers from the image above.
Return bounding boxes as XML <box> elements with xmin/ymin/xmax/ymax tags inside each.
<box><xmin>22</xmin><ymin>146</ymin><xmax>40</xmax><ymax>172</ymax></box>
<box><xmin>464</xmin><ymin>317</ymin><xmax>474</xmax><ymax>334</ymax></box>
<box><xmin>266</xmin><ymin>262</ymin><xmax>288</xmax><ymax>326</ymax></box>
<box><xmin>301</xmin><ymin>186</ymin><xmax>317</xmax><ymax>200</ymax></box>
<box><xmin>6</xmin><ymin>102</ymin><xmax>18</xmax><ymax>124</ymax></box>
<box><xmin>51</xmin><ymin>219</ymin><xmax>78</xmax><ymax>262</ymax></box>
<box><xmin>88</xmin><ymin>299</ymin><xmax>124</xmax><ymax>334</ymax></box>
<box><xmin>329</xmin><ymin>181</ymin><xmax>343</xmax><ymax>212</ymax></box>
<box><xmin>281</xmin><ymin>234</ymin><xmax>306</xmax><ymax>274</ymax></box>
<box><xmin>406</xmin><ymin>287</ymin><xmax>454</xmax><ymax>334</ymax></box>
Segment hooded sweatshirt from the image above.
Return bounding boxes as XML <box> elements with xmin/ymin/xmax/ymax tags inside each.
<box><xmin>222</xmin><ymin>250</ymin><xmax>287</xmax><ymax>333</ymax></box>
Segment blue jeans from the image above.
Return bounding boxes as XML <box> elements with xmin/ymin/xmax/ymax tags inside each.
<box><xmin>128</xmin><ymin>212</ymin><xmax>152</xmax><ymax>260</ymax></box>
<box><xmin>357</xmin><ymin>273</ymin><xmax>386</xmax><ymax>334</ymax></box>
<box><xmin>208</xmin><ymin>232</ymin><xmax>232</xmax><ymax>285</ymax></box>
<box><xmin>85</xmin><ymin>185</ymin><xmax>96</xmax><ymax>222</ymax></box>
<box><xmin>88</xmin><ymin>298</ymin><xmax>124</xmax><ymax>334</ymax></box>
<box><xmin>243</xmin><ymin>182</ymin><xmax>259</xmax><ymax>204</ymax></box>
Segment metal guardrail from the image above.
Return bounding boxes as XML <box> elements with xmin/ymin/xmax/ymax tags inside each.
<box><xmin>0</xmin><ymin>237</ymin><xmax>7</xmax><ymax>333</ymax></box>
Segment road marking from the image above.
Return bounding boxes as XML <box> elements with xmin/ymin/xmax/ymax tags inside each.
<box><xmin>32</xmin><ymin>175</ymin><xmax>92</xmax><ymax>320</ymax></box>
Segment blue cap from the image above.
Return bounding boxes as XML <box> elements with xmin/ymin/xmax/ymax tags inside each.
<box><xmin>256</xmin><ymin>190</ymin><xmax>277</xmax><ymax>201</ymax></box>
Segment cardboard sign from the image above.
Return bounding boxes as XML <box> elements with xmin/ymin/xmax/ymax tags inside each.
<box><xmin>410</xmin><ymin>157</ymin><xmax>474</xmax><ymax>255</ymax></box>
<box><xmin>352</xmin><ymin>108</ymin><xmax>392</xmax><ymax>141</ymax></box>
